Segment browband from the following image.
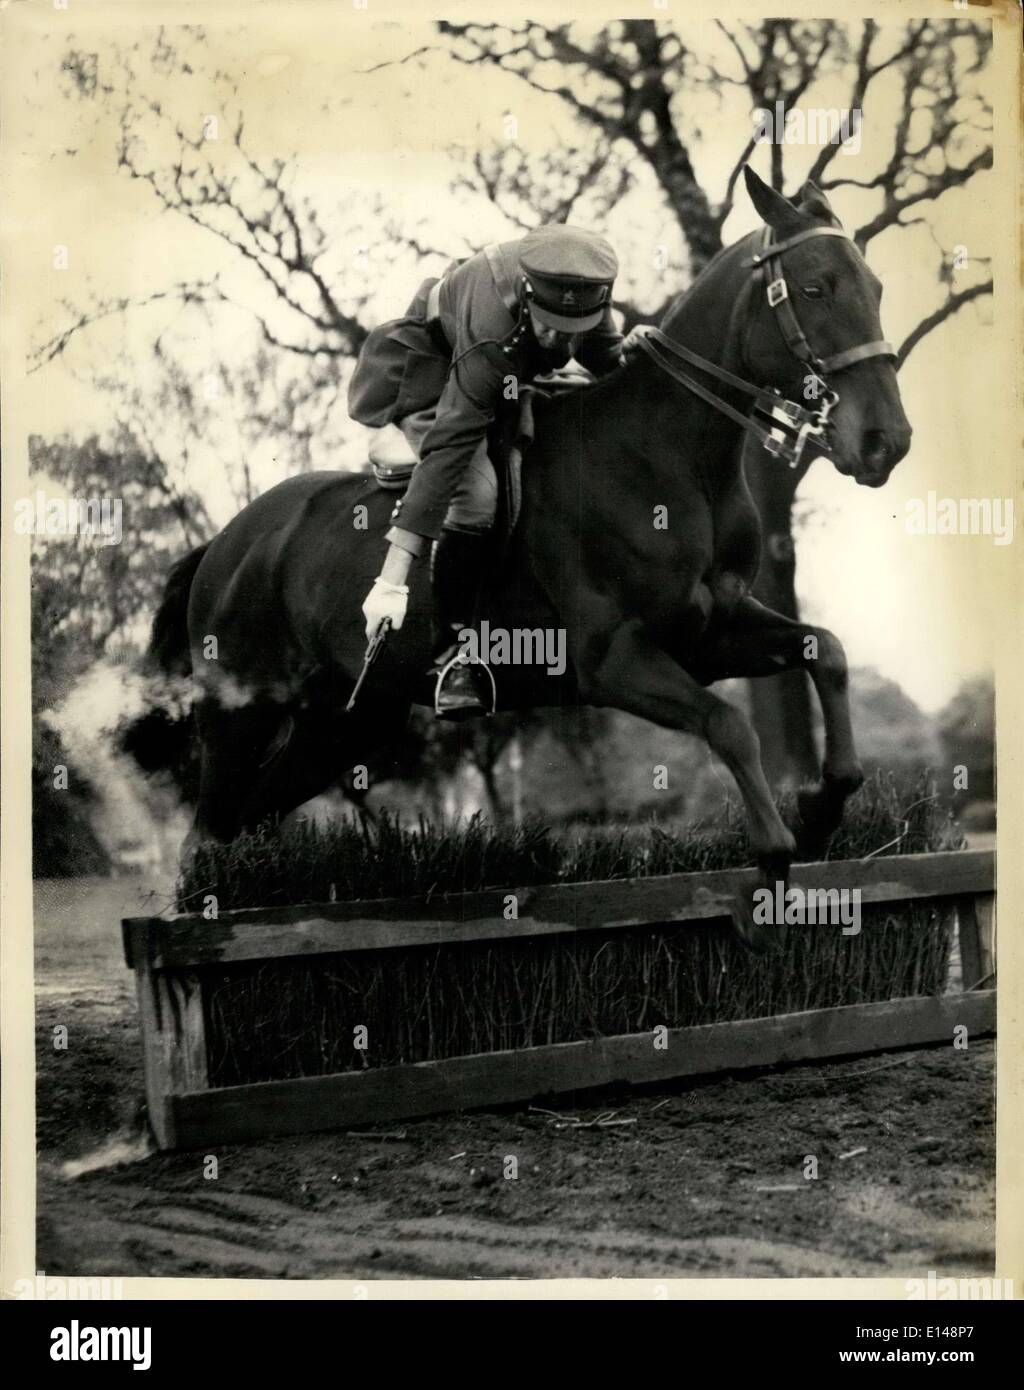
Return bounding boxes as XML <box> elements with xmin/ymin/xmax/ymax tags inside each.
<box><xmin>741</xmin><ymin>225</ymin><xmax>849</xmax><ymax>267</ymax></box>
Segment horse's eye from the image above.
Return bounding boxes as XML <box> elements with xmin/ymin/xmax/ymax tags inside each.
<box><xmin>801</xmin><ymin>285</ymin><xmax>824</xmax><ymax>300</ymax></box>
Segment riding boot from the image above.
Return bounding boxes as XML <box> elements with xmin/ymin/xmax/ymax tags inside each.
<box><xmin>430</xmin><ymin>528</ymin><xmax>493</xmax><ymax>720</ymax></box>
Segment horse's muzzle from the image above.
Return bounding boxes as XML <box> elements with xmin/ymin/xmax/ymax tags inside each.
<box><xmin>848</xmin><ymin>425</ymin><xmax>912</xmax><ymax>486</ymax></box>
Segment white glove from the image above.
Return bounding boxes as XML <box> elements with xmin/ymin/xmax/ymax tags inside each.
<box><xmin>362</xmin><ymin>577</ymin><xmax>409</xmax><ymax>641</ymax></box>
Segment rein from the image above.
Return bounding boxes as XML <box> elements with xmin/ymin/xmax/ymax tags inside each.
<box><xmin>634</xmin><ymin>225</ymin><xmax>895</xmax><ymax>468</ymax></box>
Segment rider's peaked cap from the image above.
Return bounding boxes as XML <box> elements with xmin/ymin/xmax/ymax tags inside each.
<box><xmin>518</xmin><ymin>225</ymin><xmax>618</xmax><ymax>333</ymax></box>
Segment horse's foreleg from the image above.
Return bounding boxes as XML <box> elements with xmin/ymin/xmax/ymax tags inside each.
<box><xmin>577</xmin><ymin>613</ymin><xmax>794</xmax><ymax>952</ymax></box>
<box><xmin>690</xmin><ymin>597</ymin><xmax>864</xmax><ymax>859</ymax></box>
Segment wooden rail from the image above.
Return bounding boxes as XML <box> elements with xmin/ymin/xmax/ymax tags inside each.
<box><xmin>122</xmin><ymin>850</ymin><xmax>996</xmax><ymax>1150</ymax></box>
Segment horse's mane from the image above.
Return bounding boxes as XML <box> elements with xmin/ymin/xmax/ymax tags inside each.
<box><xmin>657</xmin><ymin>227</ymin><xmax>763</xmax><ymax>331</ymax></box>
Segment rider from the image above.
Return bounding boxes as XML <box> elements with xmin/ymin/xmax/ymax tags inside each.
<box><xmin>349</xmin><ymin>224</ymin><xmax>625</xmax><ymax>719</ymax></box>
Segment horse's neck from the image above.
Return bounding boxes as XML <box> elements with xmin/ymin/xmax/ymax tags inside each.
<box><xmin>660</xmin><ymin>238</ymin><xmax>753</xmax><ymax>376</ymax></box>
<box><xmin>629</xmin><ymin>241</ymin><xmax>757</xmax><ymax>478</ymax></box>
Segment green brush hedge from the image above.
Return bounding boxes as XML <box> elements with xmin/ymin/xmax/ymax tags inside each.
<box><xmin>180</xmin><ymin>774</ymin><xmax>966</xmax><ymax>1087</ymax></box>
<box><xmin>179</xmin><ymin>770</ymin><xmax>962</xmax><ymax>913</ymax></box>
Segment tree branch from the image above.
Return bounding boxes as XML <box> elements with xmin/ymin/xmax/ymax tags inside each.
<box><xmin>897</xmin><ymin>280</ymin><xmax>992</xmax><ymax>367</ymax></box>
<box><xmin>855</xmin><ymin>147</ymin><xmax>993</xmax><ymax>249</ymax></box>
<box><xmin>29</xmin><ymin>281</ymin><xmax>217</xmax><ymax>374</ymax></box>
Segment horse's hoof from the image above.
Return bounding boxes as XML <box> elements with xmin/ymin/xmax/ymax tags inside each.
<box><xmin>726</xmin><ymin>844</ymin><xmax>793</xmax><ymax>954</ymax></box>
<box><xmin>729</xmin><ymin>891</ymin><xmax>776</xmax><ymax>955</ymax></box>
<box><xmin>729</xmin><ymin>892</ymin><xmax>789</xmax><ymax>955</ymax></box>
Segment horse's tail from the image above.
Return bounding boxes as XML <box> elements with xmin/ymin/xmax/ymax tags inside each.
<box><xmin>149</xmin><ymin>542</ymin><xmax>209</xmax><ymax>677</ymax></box>
<box><xmin>119</xmin><ymin>543</ymin><xmax>209</xmax><ymax>798</ymax></box>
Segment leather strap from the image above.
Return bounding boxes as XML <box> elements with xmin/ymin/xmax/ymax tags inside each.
<box><xmin>742</xmin><ymin>225</ymin><xmax>848</xmax><ymax>267</ymax></box>
<box><xmin>751</xmin><ymin>227</ymin><xmax>814</xmax><ymax>366</ymax></box>
<box><xmin>638</xmin><ymin>330</ymin><xmax>776</xmax><ymax>406</ymax></box>
<box><xmin>628</xmin><ymin>224</ymin><xmax>894</xmax><ymax>469</ymax></box>
<box><xmin>751</xmin><ymin>226</ymin><xmax>895</xmax><ymax>374</ymax></box>
<box><xmin>633</xmin><ymin>328</ymin><xmax>828</xmax><ymax>462</ymax></box>
<box><xmin>818</xmin><ymin>339</ymin><xmax>895</xmax><ymax>373</ymax></box>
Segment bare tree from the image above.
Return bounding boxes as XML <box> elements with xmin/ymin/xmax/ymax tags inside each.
<box><xmin>433</xmin><ymin>17</ymin><xmax>992</xmax><ymax>781</ymax></box>
<box><xmin>35</xmin><ymin>27</ymin><xmax>373</xmax><ymax>379</ymax></box>
<box><xmin>35</xmin><ymin>20</ymin><xmax>993</xmax><ymax>791</ymax></box>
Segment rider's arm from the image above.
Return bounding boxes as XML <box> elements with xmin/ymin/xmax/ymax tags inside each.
<box><xmin>365</xmin><ymin>252</ymin><xmax>511</xmax><ymax>633</ymax></box>
<box><xmin>364</xmin><ymin>343</ymin><xmax>506</xmax><ymax>638</ymax></box>
<box><xmin>387</xmin><ymin>343</ymin><xmax>506</xmax><ymax>543</ymax></box>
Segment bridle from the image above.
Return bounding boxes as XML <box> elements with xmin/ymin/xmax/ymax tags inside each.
<box><xmin>633</xmin><ymin>225</ymin><xmax>896</xmax><ymax>468</ymax></box>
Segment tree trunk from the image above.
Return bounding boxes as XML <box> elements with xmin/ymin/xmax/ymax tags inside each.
<box><xmin>744</xmin><ymin>442</ymin><xmax>820</xmax><ymax>787</ymax></box>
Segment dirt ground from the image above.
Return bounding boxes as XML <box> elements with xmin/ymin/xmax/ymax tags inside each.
<box><xmin>34</xmin><ymin>876</ymin><xmax>995</xmax><ymax>1281</ymax></box>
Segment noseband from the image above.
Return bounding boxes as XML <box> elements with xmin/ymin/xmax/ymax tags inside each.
<box><xmin>634</xmin><ymin>225</ymin><xmax>896</xmax><ymax>468</ymax></box>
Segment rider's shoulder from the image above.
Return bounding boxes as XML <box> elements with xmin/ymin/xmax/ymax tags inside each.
<box><xmin>448</xmin><ymin>247</ymin><xmax>518</xmax><ymax>344</ymax></box>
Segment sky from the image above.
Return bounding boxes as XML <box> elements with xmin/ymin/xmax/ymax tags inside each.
<box><xmin>6</xmin><ymin>7</ymin><xmax>1007</xmax><ymax>713</ymax></box>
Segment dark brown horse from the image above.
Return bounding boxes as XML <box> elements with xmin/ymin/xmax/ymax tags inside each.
<box><xmin>146</xmin><ymin>169</ymin><xmax>911</xmax><ymax>946</ymax></box>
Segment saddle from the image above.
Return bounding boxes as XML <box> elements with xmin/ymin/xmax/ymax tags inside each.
<box><xmin>366</xmin><ymin>387</ymin><xmax>544</xmax><ymax>538</ymax></box>
<box><xmin>367</xmin><ymin>426</ymin><xmax>419</xmax><ymax>491</ymax></box>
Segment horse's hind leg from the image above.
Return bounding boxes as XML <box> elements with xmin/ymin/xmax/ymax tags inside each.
<box><xmin>241</xmin><ymin>700</ymin><xmax>410</xmax><ymax>831</ymax></box>
<box><xmin>189</xmin><ymin>697</ymin><xmax>285</xmax><ymax>846</ymax></box>
<box><xmin>690</xmin><ymin>598</ymin><xmax>864</xmax><ymax>860</ymax></box>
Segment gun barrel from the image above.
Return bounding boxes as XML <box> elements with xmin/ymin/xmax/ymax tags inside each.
<box><xmin>345</xmin><ymin>617</ymin><xmax>392</xmax><ymax>714</ymax></box>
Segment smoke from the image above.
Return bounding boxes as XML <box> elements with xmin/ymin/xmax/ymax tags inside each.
<box><xmin>44</xmin><ymin>661</ymin><xmax>192</xmax><ymax>874</ymax></box>
<box><xmin>61</xmin><ymin>1131</ymin><xmax>153</xmax><ymax>1178</ymax></box>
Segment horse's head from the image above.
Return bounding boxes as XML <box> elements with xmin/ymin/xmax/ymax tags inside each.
<box><xmin>740</xmin><ymin>166</ymin><xmax>911</xmax><ymax>486</ymax></box>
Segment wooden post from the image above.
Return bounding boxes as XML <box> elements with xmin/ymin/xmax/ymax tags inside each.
<box><xmin>974</xmin><ymin>891</ymin><xmax>996</xmax><ymax>987</ymax></box>
<box><xmin>134</xmin><ymin>960</ymin><xmax>208</xmax><ymax>1150</ymax></box>
<box><xmin>956</xmin><ymin>894</ymin><xmax>995</xmax><ymax>992</ymax></box>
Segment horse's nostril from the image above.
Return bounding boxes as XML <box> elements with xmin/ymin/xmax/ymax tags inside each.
<box><xmin>864</xmin><ymin>427</ymin><xmax>911</xmax><ymax>467</ymax></box>
<box><xmin>863</xmin><ymin>430</ymin><xmax>889</xmax><ymax>462</ymax></box>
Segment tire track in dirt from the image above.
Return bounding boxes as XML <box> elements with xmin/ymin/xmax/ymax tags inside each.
<box><xmin>39</xmin><ymin>1168</ymin><xmax>902</xmax><ymax>1279</ymax></box>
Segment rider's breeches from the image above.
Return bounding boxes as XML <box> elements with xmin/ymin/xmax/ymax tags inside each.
<box><xmin>393</xmin><ymin>405</ymin><xmax>498</xmax><ymax>538</ymax></box>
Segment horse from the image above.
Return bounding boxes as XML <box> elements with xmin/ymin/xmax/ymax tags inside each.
<box><xmin>142</xmin><ymin>168</ymin><xmax>911</xmax><ymax>949</ymax></box>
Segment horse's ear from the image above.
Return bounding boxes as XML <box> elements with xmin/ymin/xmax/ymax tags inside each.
<box><xmin>743</xmin><ymin>166</ymin><xmax>804</xmax><ymax>235</ymax></box>
<box><xmin>792</xmin><ymin>180</ymin><xmax>842</xmax><ymax>227</ymax></box>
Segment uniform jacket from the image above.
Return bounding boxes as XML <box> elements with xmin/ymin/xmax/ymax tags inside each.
<box><xmin>348</xmin><ymin>240</ymin><xmax>624</xmax><ymax>541</ymax></box>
